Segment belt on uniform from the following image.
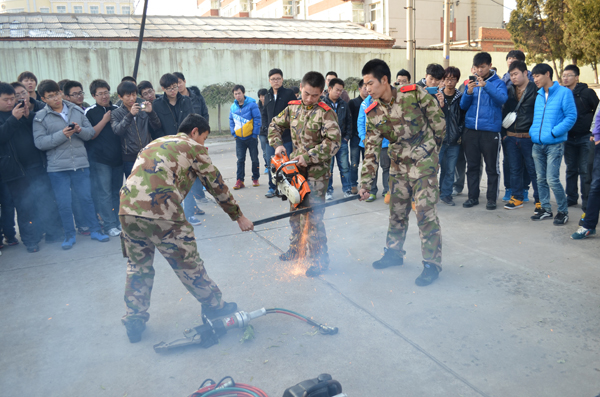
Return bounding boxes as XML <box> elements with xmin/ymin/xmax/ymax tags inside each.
<box><xmin>507</xmin><ymin>132</ymin><xmax>531</xmax><ymax>138</ymax></box>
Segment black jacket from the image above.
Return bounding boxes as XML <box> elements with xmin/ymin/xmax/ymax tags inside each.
<box><xmin>323</xmin><ymin>94</ymin><xmax>353</xmax><ymax>142</ymax></box>
<box><xmin>568</xmin><ymin>83</ymin><xmax>599</xmax><ymax>139</ymax></box>
<box><xmin>111</xmin><ymin>105</ymin><xmax>162</xmax><ymax>162</ymax></box>
<box><xmin>153</xmin><ymin>93</ymin><xmax>194</xmax><ymax>137</ymax></box>
<box><xmin>441</xmin><ymin>90</ymin><xmax>465</xmax><ymax>145</ymax></box>
<box><xmin>501</xmin><ymin>82</ymin><xmax>537</xmax><ymax>136</ymax></box>
<box><xmin>348</xmin><ymin>96</ymin><xmax>364</xmax><ymax>139</ymax></box>
<box><xmin>0</xmin><ymin>110</ymin><xmax>46</xmax><ymax>183</ymax></box>
<box><xmin>258</xmin><ymin>101</ymin><xmax>268</xmax><ymax>137</ymax></box>
<box><xmin>188</xmin><ymin>86</ymin><xmax>210</xmax><ymax>122</ymax></box>
<box><xmin>261</xmin><ymin>86</ymin><xmax>296</xmax><ymax>144</ymax></box>
<box><xmin>84</xmin><ymin>102</ymin><xmax>122</xmax><ymax>167</ymax></box>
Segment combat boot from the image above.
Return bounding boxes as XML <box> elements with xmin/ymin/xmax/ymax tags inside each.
<box><xmin>203</xmin><ymin>301</ymin><xmax>238</xmax><ymax>320</ymax></box>
<box><xmin>372</xmin><ymin>248</ymin><xmax>403</xmax><ymax>269</ymax></box>
<box><xmin>123</xmin><ymin>318</ymin><xmax>146</xmax><ymax>343</ymax></box>
<box><xmin>279</xmin><ymin>247</ymin><xmax>299</xmax><ymax>261</ymax></box>
<box><xmin>305</xmin><ymin>253</ymin><xmax>329</xmax><ymax>277</ymax></box>
<box><xmin>415</xmin><ymin>262</ymin><xmax>440</xmax><ymax>286</ymax></box>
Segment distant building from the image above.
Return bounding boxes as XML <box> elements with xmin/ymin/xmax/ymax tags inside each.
<box><xmin>199</xmin><ymin>0</ymin><xmax>505</xmax><ymax>47</ymax></box>
<box><xmin>0</xmin><ymin>0</ymin><xmax>135</xmax><ymax>15</ymax></box>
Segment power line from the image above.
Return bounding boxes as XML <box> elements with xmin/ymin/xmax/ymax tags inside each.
<box><xmin>487</xmin><ymin>0</ymin><xmax>514</xmax><ymax>11</ymax></box>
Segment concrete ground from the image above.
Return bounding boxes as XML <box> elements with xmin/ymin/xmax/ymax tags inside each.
<box><xmin>1</xmin><ymin>138</ymin><xmax>599</xmax><ymax>397</ymax></box>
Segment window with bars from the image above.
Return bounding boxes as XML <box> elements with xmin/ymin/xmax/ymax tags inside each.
<box><xmin>352</xmin><ymin>3</ymin><xmax>364</xmax><ymax>24</ymax></box>
<box><xmin>56</xmin><ymin>5</ymin><xmax>67</xmax><ymax>13</ymax></box>
<box><xmin>90</xmin><ymin>5</ymin><xmax>99</xmax><ymax>14</ymax></box>
<box><xmin>122</xmin><ymin>6</ymin><xmax>131</xmax><ymax>14</ymax></box>
<box><xmin>73</xmin><ymin>6</ymin><xmax>83</xmax><ymax>13</ymax></box>
<box><xmin>106</xmin><ymin>6</ymin><xmax>115</xmax><ymax>14</ymax></box>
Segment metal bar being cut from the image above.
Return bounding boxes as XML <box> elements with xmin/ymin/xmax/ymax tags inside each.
<box><xmin>253</xmin><ymin>195</ymin><xmax>359</xmax><ymax>226</ymax></box>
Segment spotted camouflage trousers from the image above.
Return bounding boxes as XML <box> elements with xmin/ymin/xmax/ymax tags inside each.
<box><xmin>289</xmin><ymin>164</ymin><xmax>330</xmax><ymax>260</ymax></box>
<box><xmin>387</xmin><ymin>172</ymin><xmax>442</xmax><ymax>270</ymax></box>
<box><xmin>119</xmin><ymin>215</ymin><xmax>222</xmax><ymax>323</ymax></box>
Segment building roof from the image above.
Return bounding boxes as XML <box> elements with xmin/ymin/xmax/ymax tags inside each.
<box><xmin>0</xmin><ymin>13</ymin><xmax>395</xmax><ymax>48</ymax></box>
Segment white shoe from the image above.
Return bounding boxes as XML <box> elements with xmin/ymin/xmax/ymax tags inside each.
<box><xmin>343</xmin><ymin>191</ymin><xmax>353</xmax><ymax>198</ymax></box>
<box><xmin>326</xmin><ymin>192</ymin><xmax>333</xmax><ymax>201</ymax></box>
<box><xmin>108</xmin><ymin>228</ymin><xmax>121</xmax><ymax>237</ymax></box>
<box><xmin>188</xmin><ymin>216</ymin><xmax>202</xmax><ymax>226</ymax></box>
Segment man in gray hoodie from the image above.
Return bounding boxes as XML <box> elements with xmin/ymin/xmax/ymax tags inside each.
<box><xmin>33</xmin><ymin>80</ymin><xmax>109</xmax><ymax>250</ymax></box>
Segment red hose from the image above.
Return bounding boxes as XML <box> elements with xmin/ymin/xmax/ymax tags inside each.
<box><xmin>190</xmin><ymin>383</ymin><xmax>268</xmax><ymax>397</ymax></box>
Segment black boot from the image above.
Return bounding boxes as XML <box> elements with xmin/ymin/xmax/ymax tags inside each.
<box><xmin>415</xmin><ymin>263</ymin><xmax>440</xmax><ymax>286</ymax></box>
<box><xmin>279</xmin><ymin>247</ymin><xmax>299</xmax><ymax>261</ymax></box>
<box><xmin>305</xmin><ymin>253</ymin><xmax>329</xmax><ymax>277</ymax></box>
<box><xmin>203</xmin><ymin>301</ymin><xmax>238</xmax><ymax>320</ymax></box>
<box><xmin>123</xmin><ymin>318</ymin><xmax>146</xmax><ymax>343</ymax></box>
<box><xmin>372</xmin><ymin>248</ymin><xmax>403</xmax><ymax>269</ymax></box>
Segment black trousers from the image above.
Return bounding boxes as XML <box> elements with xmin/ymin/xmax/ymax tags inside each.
<box><xmin>462</xmin><ymin>129</ymin><xmax>501</xmax><ymax>202</ymax></box>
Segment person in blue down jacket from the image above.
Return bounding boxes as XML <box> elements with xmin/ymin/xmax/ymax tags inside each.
<box><xmin>460</xmin><ymin>52</ymin><xmax>508</xmax><ymax>211</ymax></box>
<box><xmin>229</xmin><ymin>84</ymin><xmax>262</xmax><ymax>190</ymax></box>
<box><xmin>529</xmin><ymin>63</ymin><xmax>577</xmax><ymax>225</ymax></box>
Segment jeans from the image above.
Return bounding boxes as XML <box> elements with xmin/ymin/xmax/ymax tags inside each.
<box><xmin>328</xmin><ymin>140</ymin><xmax>352</xmax><ymax>193</ymax></box>
<box><xmin>504</xmin><ymin>136</ymin><xmax>539</xmax><ymax>201</ymax></box>
<box><xmin>236</xmin><ymin>137</ymin><xmax>260</xmax><ymax>182</ymax></box>
<box><xmin>370</xmin><ymin>147</ymin><xmax>390</xmax><ymax>195</ymax></box>
<box><xmin>532</xmin><ymin>143</ymin><xmax>568</xmax><ymax>214</ymax></box>
<box><xmin>439</xmin><ymin>143</ymin><xmax>460</xmax><ymax>198</ymax></box>
<box><xmin>47</xmin><ymin>168</ymin><xmax>102</xmax><ymax>238</ymax></box>
<box><xmin>259</xmin><ymin>135</ymin><xmax>269</xmax><ymax>168</ymax></box>
<box><xmin>267</xmin><ymin>141</ymin><xmax>294</xmax><ymax>190</ymax></box>
<box><xmin>462</xmin><ymin>129</ymin><xmax>501</xmax><ymax>202</ymax></box>
<box><xmin>564</xmin><ymin>134</ymin><xmax>591</xmax><ymax>206</ymax></box>
<box><xmin>123</xmin><ymin>161</ymin><xmax>136</xmax><ymax>179</ymax></box>
<box><xmin>502</xmin><ymin>138</ymin><xmax>531</xmax><ymax>191</ymax></box>
<box><xmin>583</xmin><ymin>139</ymin><xmax>596</xmax><ymax>211</ymax></box>
<box><xmin>453</xmin><ymin>144</ymin><xmax>466</xmax><ymax>193</ymax></box>
<box><xmin>0</xmin><ymin>181</ymin><xmax>16</xmax><ymax>241</ymax></box>
<box><xmin>183</xmin><ymin>178</ymin><xmax>206</xmax><ymax>219</ymax></box>
<box><xmin>5</xmin><ymin>176</ymin><xmax>41</xmax><ymax>247</ymax></box>
<box><xmin>349</xmin><ymin>135</ymin><xmax>363</xmax><ymax>188</ymax></box>
<box><xmin>89</xmin><ymin>161</ymin><xmax>123</xmax><ymax>231</ymax></box>
<box><xmin>583</xmin><ymin>142</ymin><xmax>600</xmax><ymax>230</ymax></box>
<box><xmin>28</xmin><ymin>169</ymin><xmax>63</xmax><ymax>240</ymax></box>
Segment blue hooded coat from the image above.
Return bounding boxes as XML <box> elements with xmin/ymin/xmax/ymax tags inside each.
<box><xmin>229</xmin><ymin>96</ymin><xmax>261</xmax><ymax>140</ymax></box>
<box><xmin>460</xmin><ymin>70</ymin><xmax>508</xmax><ymax>132</ymax></box>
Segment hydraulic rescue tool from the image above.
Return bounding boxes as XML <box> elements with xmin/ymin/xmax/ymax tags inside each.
<box><xmin>153</xmin><ymin>307</ymin><xmax>338</xmax><ymax>353</ymax></box>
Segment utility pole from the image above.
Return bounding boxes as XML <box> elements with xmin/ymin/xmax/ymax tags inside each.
<box><xmin>442</xmin><ymin>0</ymin><xmax>451</xmax><ymax>68</ymax></box>
<box><xmin>133</xmin><ymin>0</ymin><xmax>149</xmax><ymax>81</ymax></box>
<box><xmin>406</xmin><ymin>0</ymin><xmax>415</xmax><ymax>79</ymax></box>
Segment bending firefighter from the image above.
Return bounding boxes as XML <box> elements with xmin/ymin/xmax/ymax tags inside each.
<box><xmin>358</xmin><ymin>59</ymin><xmax>446</xmax><ymax>286</ymax></box>
<box><xmin>118</xmin><ymin>114</ymin><xmax>254</xmax><ymax>343</ymax></box>
<box><xmin>268</xmin><ymin>71</ymin><xmax>342</xmax><ymax>277</ymax></box>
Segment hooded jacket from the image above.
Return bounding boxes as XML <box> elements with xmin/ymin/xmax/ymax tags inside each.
<box><xmin>111</xmin><ymin>104</ymin><xmax>162</xmax><ymax>162</ymax></box>
<box><xmin>0</xmin><ymin>110</ymin><xmax>46</xmax><ymax>182</ymax></box>
<box><xmin>85</xmin><ymin>102</ymin><xmax>122</xmax><ymax>167</ymax></box>
<box><xmin>501</xmin><ymin>82</ymin><xmax>537</xmax><ymax>136</ymax></box>
<box><xmin>460</xmin><ymin>70</ymin><xmax>508</xmax><ymax>132</ymax></box>
<box><xmin>261</xmin><ymin>86</ymin><xmax>296</xmax><ymax>144</ymax></box>
<box><xmin>441</xmin><ymin>89</ymin><xmax>465</xmax><ymax>145</ymax></box>
<box><xmin>188</xmin><ymin>86</ymin><xmax>210</xmax><ymax>121</ymax></box>
<box><xmin>229</xmin><ymin>96</ymin><xmax>262</xmax><ymax>140</ymax></box>
<box><xmin>323</xmin><ymin>94</ymin><xmax>353</xmax><ymax>142</ymax></box>
<box><xmin>568</xmin><ymin>83</ymin><xmax>599</xmax><ymax>139</ymax></box>
<box><xmin>529</xmin><ymin>82</ymin><xmax>577</xmax><ymax>145</ymax></box>
<box><xmin>152</xmin><ymin>92</ymin><xmax>194</xmax><ymax>137</ymax></box>
<box><xmin>33</xmin><ymin>100</ymin><xmax>95</xmax><ymax>173</ymax></box>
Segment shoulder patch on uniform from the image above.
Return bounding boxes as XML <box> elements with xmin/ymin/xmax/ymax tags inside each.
<box><xmin>288</xmin><ymin>100</ymin><xmax>301</xmax><ymax>105</ymax></box>
<box><xmin>317</xmin><ymin>102</ymin><xmax>331</xmax><ymax>111</ymax></box>
<box><xmin>365</xmin><ymin>101</ymin><xmax>378</xmax><ymax>113</ymax></box>
<box><xmin>399</xmin><ymin>84</ymin><xmax>418</xmax><ymax>93</ymax></box>
<box><xmin>277</xmin><ymin>109</ymin><xmax>286</xmax><ymax>118</ymax></box>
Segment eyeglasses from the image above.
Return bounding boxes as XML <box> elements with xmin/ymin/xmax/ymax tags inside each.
<box><xmin>269</xmin><ymin>77</ymin><xmax>283</xmax><ymax>82</ymax></box>
<box><xmin>94</xmin><ymin>91</ymin><xmax>110</xmax><ymax>98</ymax></box>
<box><xmin>165</xmin><ymin>85</ymin><xmax>179</xmax><ymax>92</ymax></box>
<box><xmin>44</xmin><ymin>94</ymin><xmax>61</xmax><ymax>101</ymax></box>
<box><xmin>15</xmin><ymin>91</ymin><xmax>29</xmax><ymax>98</ymax></box>
<box><xmin>141</xmin><ymin>89</ymin><xmax>155</xmax><ymax>97</ymax></box>
<box><xmin>68</xmin><ymin>91</ymin><xmax>85</xmax><ymax>98</ymax></box>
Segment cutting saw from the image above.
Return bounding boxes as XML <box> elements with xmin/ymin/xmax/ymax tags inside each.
<box><xmin>270</xmin><ymin>152</ymin><xmax>310</xmax><ymax>207</ymax></box>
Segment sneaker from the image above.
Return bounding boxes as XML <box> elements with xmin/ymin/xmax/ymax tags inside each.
<box><xmin>486</xmin><ymin>200</ymin><xmax>497</xmax><ymax>210</ymax></box>
<box><xmin>343</xmin><ymin>191</ymin><xmax>353</xmax><ymax>198</ymax></box>
<box><xmin>579</xmin><ymin>213</ymin><xmax>585</xmax><ymax>226</ymax></box>
<box><xmin>264</xmin><ymin>167</ymin><xmax>269</xmax><ymax>174</ymax></box>
<box><xmin>5</xmin><ymin>237</ymin><xmax>19</xmax><ymax>246</ymax></box>
<box><xmin>351</xmin><ymin>186</ymin><xmax>358</xmax><ymax>195</ymax></box>
<box><xmin>531</xmin><ymin>209</ymin><xmax>553</xmax><ymax>221</ymax></box>
<box><xmin>452</xmin><ymin>188</ymin><xmax>462</xmax><ymax>196</ymax></box>
<box><xmin>415</xmin><ymin>263</ymin><xmax>440</xmax><ymax>286</ymax></box>
<box><xmin>523</xmin><ymin>190</ymin><xmax>529</xmax><ymax>202</ymax></box>
<box><xmin>571</xmin><ymin>226</ymin><xmax>596</xmax><ymax>240</ymax></box>
<box><xmin>553</xmin><ymin>211</ymin><xmax>569</xmax><ymax>226</ymax></box>
<box><xmin>567</xmin><ymin>200</ymin><xmax>578</xmax><ymax>207</ymax></box>
<box><xmin>233</xmin><ymin>180</ymin><xmax>245</xmax><ymax>190</ymax></box>
<box><xmin>27</xmin><ymin>244</ymin><xmax>40</xmax><ymax>253</ymax></box>
<box><xmin>366</xmin><ymin>194</ymin><xmax>376</xmax><ymax>202</ymax></box>
<box><xmin>384</xmin><ymin>192</ymin><xmax>391</xmax><ymax>204</ymax></box>
<box><xmin>502</xmin><ymin>189</ymin><xmax>511</xmax><ymax>202</ymax></box>
<box><xmin>195</xmin><ymin>208</ymin><xmax>205</xmax><ymax>216</ymax></box>
<box><xmin>381</xmin><ymin>190</ymin><xmax>388</xmax><ymax>197</ymax></box>
<box><xmin>252</xmin><ymin>179</ymin><xmax>260</xmax><ymax>187</ymax></box>
<box><xmin>265</xmin><ymin>188</ymin><xmax>277</xmax><ymax>198</ymax></box>
<box><xmin>440</xmin><ymin>196</ymin><xmax>455</xmax><ymax>206</ymax></box>
<box><xmin>326</xmin><ymin>192</ymin><xmax>333</xmax><ymax>201</ymax></box>
<box><xmin>123</xmin><ymin>319</ymin><xmax>146</xmax><ymax>343</ymax></box>
<box><xmin>462</xmin><ymin>198</ymin><xmax>479</xmax><ymax>208</ymax></box>
<box><xmin>91</xmin><ymin>231</ymin><xmax>109</xmax><ymax>242</ymax></box>
<box><xmin>279</xmin><ymin>247</ymin><xmax>299</xmax><ymax>261</ymax></box>
<box><xmin>372</xmin><ymin>248</ymin><xmax>403</xmax><ymax>269</ymax></box>
<box><xmin>203</xmin><ymin>301</ymin><xmax>237</xmax><ymax>320</ymax></box>
<box><xmin>108</xmin><ymin>227</ymin><xmax>121</xmax><ymax>237</ymax></box>
<box><xmin>62</xmin><ymin>235</ymin><xmax>76</xmax><ymax>250</ymax></box>
<box><xmin>187</xmin><ymin>216</ymin><xmax>202</xmax><ymax>226</ymax></box>
<box><xmin>504</xmin><ymin>197</ymin><xmax>523</xmax><ymax>210</ymax></box>
<box><xmin>534</xmin><ymin>200</ymin><xmax>543</xmax><ymax>215</ymax></box>
<box><xmin>78</xmin><ymin>227</ymin><xmax>91</xmax><ymax>236</ymax></box>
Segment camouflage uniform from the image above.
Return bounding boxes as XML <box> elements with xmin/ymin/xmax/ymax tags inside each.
<box><xmin>360</xmin><ymin>85</ymin><xmax>446</xmax><ymax>270</ymax></box>
<box><xmin>119</xmin><ymin>133</ymin><xmax>243</xmax><ymax>323</ymax></box>
<box><xmin>268</xmin><ymin>100</ymin><xmax>341</xmax><ymax>262</ymax></box>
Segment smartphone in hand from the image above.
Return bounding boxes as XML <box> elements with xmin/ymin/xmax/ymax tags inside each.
<box><xmin>426</xmin><ymin>86</ymin><xmax>439</xmax><ymax>95</ymax></box>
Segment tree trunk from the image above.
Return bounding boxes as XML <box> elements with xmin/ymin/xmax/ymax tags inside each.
<box><xmin>217</xmin><ymin>104</ymin><xmax>222</xmax><ymax>133</ymax></box>
<box><xmin>593</xmin><ymin>62</ymin><xmax>599</xmax><ymax>84</ymax></box>
<box><xmin>552</xmin><ymin>59</ymin><xmax>559</xmax><ymax>82</ymax></box>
